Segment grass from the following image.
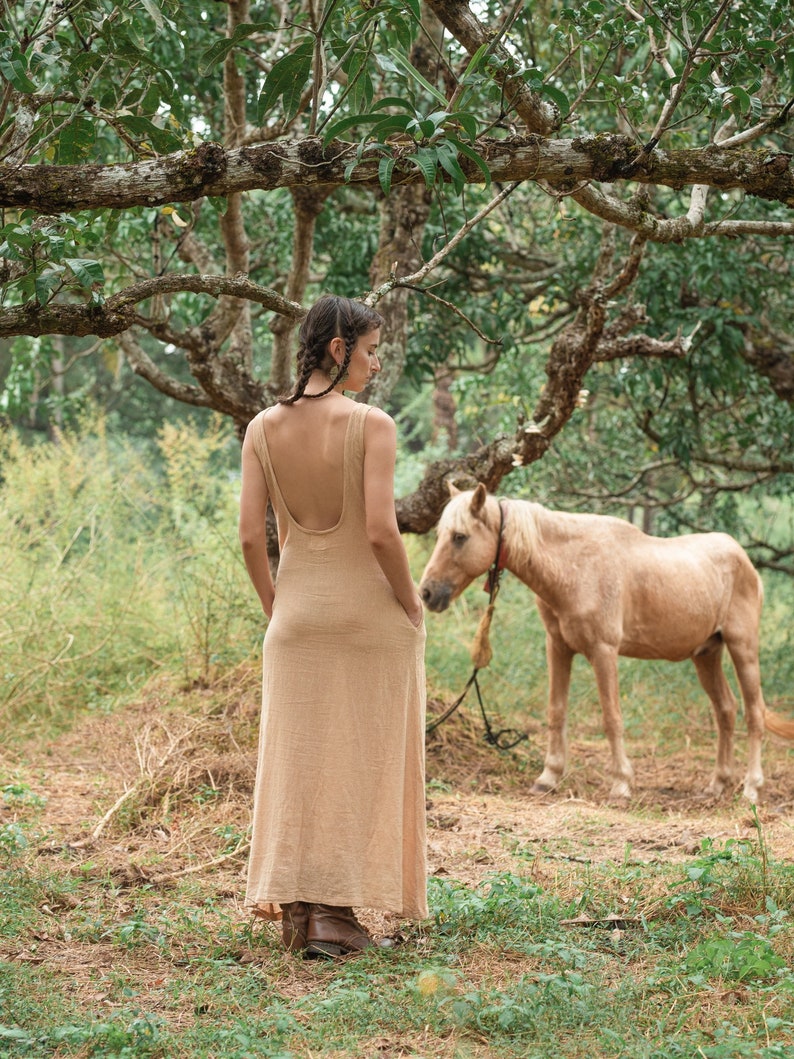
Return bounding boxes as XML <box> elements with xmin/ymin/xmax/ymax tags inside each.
<box><xmin>1</xmin><ymin>419</ymin><xmax>794</xmax><ymax>1058</ymax></box>
<box><xmin>1</xmin><ymin>843</ymin><xmax>793</xmax><ymax>1057</ymax></box>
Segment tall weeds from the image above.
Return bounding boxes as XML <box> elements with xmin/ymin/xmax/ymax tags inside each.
<box><xmin>0</xmin><ymin>415</ymin><xmax>256</xmax><ymax>741</ymax></box>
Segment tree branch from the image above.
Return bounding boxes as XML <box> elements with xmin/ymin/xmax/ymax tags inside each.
<box><xmin>365</xmin><ymin>181</ymin><xmax>521</xmax><ymax>305</ymax></box>
<box><xmin>0</xmin><ymin>274</ymin><xmax>305</xmax><ymax>339</ymax></box>
<box><xmin>2</xmin><ymin>135</ymin><xmax>791</xmax><ymax>213</ymax></box>
<box><xmin>116</xmin><ymin>331</ymin><xmax>214</xmax><ymax>407</ymax></box>
<box><xmin>423</xmin><ymin>0</ymin><xmax>562</xmax><ymax>136</ymax></box>
<box><xmin>570</xmin><ymin>182</ymin><xmax>794</xmax><ymax>241</ymax></box>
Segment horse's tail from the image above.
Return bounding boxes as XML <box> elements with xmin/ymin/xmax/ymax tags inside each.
<box><xmin>764</xmin><ymin>708</ymin><xmax>794</xmax><ymax>741</ymax></box>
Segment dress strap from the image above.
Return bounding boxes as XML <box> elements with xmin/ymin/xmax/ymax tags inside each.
<box><xmin>250</xmin><ymin>411</ymin><xmax>284</xmax><ymax>508</ymax></box>
<box><xmin>345</xmin><ymin>404</ymin><xmax>372</xmax><ymax>491</ymax></box>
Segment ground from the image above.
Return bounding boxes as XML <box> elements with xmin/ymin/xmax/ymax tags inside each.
<box><xmin>2</xmin><ymin>667</ymin><xmax>794</xmax><ymax>1028</ymax></box>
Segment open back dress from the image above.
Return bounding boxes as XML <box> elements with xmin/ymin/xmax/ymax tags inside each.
<box><xmin>245</xmin><ymin>402</ymin><xmax>428</xmax><ymax>920</ymax></box>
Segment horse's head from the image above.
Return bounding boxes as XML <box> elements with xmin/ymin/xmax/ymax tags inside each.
<box><xmin>419</xmin><ymin>482</ymin><xmax>500</xmax><ymax>612</ymax></box>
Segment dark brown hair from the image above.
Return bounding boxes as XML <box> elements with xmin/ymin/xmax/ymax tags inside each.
<box><xmin>279</xmin><ymin>295</ymin><xmax>384</xmax><ymax>404</ymax></box>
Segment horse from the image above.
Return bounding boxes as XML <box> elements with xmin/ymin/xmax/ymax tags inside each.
<box><xmin>419</xmin><ymin>483</ymin><xmax>794</xmax><ymax>802</ymax></box>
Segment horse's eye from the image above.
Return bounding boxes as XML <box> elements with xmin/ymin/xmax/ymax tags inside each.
<box><xmin>451</xmin><ymin>532</ymin><xmax>468</xmax><ymax>546</ymax></box>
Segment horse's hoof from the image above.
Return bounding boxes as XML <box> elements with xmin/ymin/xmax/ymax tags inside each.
<box><xmin>530</xmin><ymin>782</ymin><xmax>555</xmax><ymax>796</ymax></box>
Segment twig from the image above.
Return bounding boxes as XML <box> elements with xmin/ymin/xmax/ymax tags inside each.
<box><xmin>150</xmin><ymin>840</ymin><xmax>251</xmax><ymax>882</ymax></box>
<box><xmin>365</xmin><ymin>181</ymin><xmax>521</xmax><ymax>306</ymax></box>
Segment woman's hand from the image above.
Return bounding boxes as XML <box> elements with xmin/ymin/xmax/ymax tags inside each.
<box><xmin>405</xmin><ymin>595</ymin><xmax>424</xmax><ymax>628</ymax></box>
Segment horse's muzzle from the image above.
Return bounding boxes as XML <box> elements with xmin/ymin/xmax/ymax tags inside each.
<box><xmin>419</xmin><ymin>580</ymin><xmax>452</xmax><ymax>612</ymax></box>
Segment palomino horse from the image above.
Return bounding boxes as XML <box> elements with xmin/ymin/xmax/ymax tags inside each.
<box><xmin>420</xmin><ymin>483</ymin><xmax>794</xmax><ymax>802</ymax></box>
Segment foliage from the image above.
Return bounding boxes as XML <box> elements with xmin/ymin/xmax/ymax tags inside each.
<box><xmin>0</xmin><ymin>0</ymin><xmax>792</xmax><ymax>556</ymax></box>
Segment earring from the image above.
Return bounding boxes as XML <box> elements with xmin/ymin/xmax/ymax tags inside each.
<box><xmin>328</xmin><ymin>364</ymin><xmax>340</xmax><ymax>382</ymax></box>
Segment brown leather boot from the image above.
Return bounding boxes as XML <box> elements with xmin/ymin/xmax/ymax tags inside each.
<box><xmin>305</xmin><ymin>904</ymin><xmax>384</xmax><ymax>958</ymax></box>
<box><xmin>281</xmin><ymin>901</ymin><xmax>310</xmax><ymax>953</ymax></box>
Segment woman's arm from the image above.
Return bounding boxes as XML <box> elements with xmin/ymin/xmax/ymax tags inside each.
<box><xmin>363</xmin><ymin>408</ymin><xmax>423</xmax><ymax>626</ymax></box>
<box><xmin>239</xmin><ymin>420</ymin><xmax>275</xmax><ymax>619</ymax></box>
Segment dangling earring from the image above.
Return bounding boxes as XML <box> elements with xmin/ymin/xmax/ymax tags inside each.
<box><xmin>328</xmin><ymin>363</ymin><xmax>340</xmax><ymax>382</ymax></box>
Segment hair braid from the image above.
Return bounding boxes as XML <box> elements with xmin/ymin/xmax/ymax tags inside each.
<box><xmin>278</xmin><ymin>295</ymin><xmax>384</xmax><ymax>405</ymax></box>
<box><xmin>280</xmin><ymin>343</ymin><xmax>315</xmax><ymax>405</ymax></box>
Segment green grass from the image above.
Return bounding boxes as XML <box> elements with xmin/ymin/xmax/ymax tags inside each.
<box><xmin>1</xmin><ymin>850</ymin><xmax>793</xmax><ymax>1058</ymax></box>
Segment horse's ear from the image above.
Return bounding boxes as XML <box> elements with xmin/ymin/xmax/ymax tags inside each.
<box><xmin>447</xmin><ymin>480</ymin><xmax>461</xmax><ymax>498</ymax></box>
<box><xmin>470</xmin><ymin>482</ymin><xmax>487</xmax><ymax>518</ymax></box>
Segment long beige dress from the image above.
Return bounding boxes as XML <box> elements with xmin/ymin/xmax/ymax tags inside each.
<box><xmin>245</xmin><ymin>402</ymin><xmax>428</xmax><ymax>920</ymax></box>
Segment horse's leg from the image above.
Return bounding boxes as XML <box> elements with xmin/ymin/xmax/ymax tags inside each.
<box><xmin>723</xmin><ymin>629</ymin><xmax>765</xmax><ymax>803</ymax></box>
<box><xmin>691</xmin><ymin>638</ymin><xmax>737</xmax><ymax>796</ymax></box>
<box><xmin>531</xmin><ymin>625</ymin><xmax>573</xmax><ymax>794</ymax></box>
<box><xmin>589</xmin><ymin>643</ymin><xmax>633</xmax><ymax>800</ymax></box>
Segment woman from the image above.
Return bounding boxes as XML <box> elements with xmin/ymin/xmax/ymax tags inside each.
<box><xmin>239</xmin><ymin>294</ymin><xmax>427</xmax><ymax>958</ymax></box>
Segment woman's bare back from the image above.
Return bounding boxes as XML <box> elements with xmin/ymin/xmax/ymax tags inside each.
<box><xmin>262</xmin><ymin>395</ymin><xmax>357</xmax><ymax>531</ymax></box>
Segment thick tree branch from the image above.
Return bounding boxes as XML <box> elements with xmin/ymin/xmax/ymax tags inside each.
<box><xmin>394</xmin><ymin>227</ymin><xmax>646</xmax><ymax>532</ymax></box>
<box><xmin>571</xmin><ymin>182</ymin><xmax>794</xmax><ymax>240</ymax></box>
<box><xmin>423</xmin><ymin>0</ymin><xmax>562</xmax><ymax>136</ymax></box>
<box><xmin>1</xmin><ymin>136</ymin><xmax>792</xmax><ymax>213</ymax></box>
<box><xmin>0</xmin><ymin>274</ymin><xmax>304</xmax><ymax>339</ymax></box>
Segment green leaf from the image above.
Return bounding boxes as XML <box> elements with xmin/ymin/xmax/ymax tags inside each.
<box><xmin>117</xmin><ymin>115</ymin><xmax>183</xmax><ymax>153</ymax></box>
<box><xmin>35</xmin><ymin>267</ymin><xmax>65</xmax><ymax>304</ymax></box>
<box><xmin>378</xmin><ymin>155</ymin><xmax>395</xmax><ymax>196</ymax></box>
<box><xmin>322</xmin><ymin>113</ymin><xmax>383</xmax><ymax>144</ymax></box>
<box><xmin>447</xmin><ymin>111</ymin><xmax>479</xmax><ymax>141</ymax></box>
<box><xmin>436</xmin><ymin>143</ymin><xmax>466</xmax><ymax>194</ymax></box>
<box><xmin>199</xmin><ymin>21</ymin><xmax>275</xmax><ymax>76</ymax></box>
<box><xmin>55</xmin><ymin>117</ymin><xmax>96</xmax><ymax>163</ymax></box>
<box><xmin>728</xmin><ymin>86</ymin><xmax>752</xmax><ymax>115</ymax></box>
<box><xmin>460</xmin><ymin>41</ymin><xmax>492</xmax><ymax>85</ymax></box>
<box><xmin>372</xmin><ymin>114</ymin><xmax>413</xmax><ymax>138</ymax></box>
<box><xmin>411</xmin><ymin>146</ymin><xmax>439</xmax><ymax>188</ymax></box>
<box><xmin>446</xmin><ymin>135</ymin><xmax>491</xmax><ymax>187</ymax></box>
<box><xmin>344</xmin><ymin>50</ymin><xmax>374</xmax><ymax>114</ymax></box>
<box><xmin>371</xmin><ymin>96</ymin><xmax>416</xmax><ymax>113</ymax></box>
<box><xmin>0</xmin><ymin>48</ymin><xmax>37</xmax><ymax>94</ymax></box>
<box><xmin>258</xmin><ymin>39</ymin><xmax>314</xmax><ymax>124</ymax></box>
<box><xmin>384</xmin><ymin>51</ymin><xmax>448</xmax><ymax>106</ymax></box>
<box><xmin>138</xmin><ymin>0</ymin><xmax>165</xmax><ymax>30</ymax></box>
<box><xmin>64</xmin><ymin>258</ymin><xmax>105</xmax><ymax>288</ymax></box>
<box><xmin>539</xmin><ymin>82</ymin><xmax>569</xmax><ymax>115</ymax></box>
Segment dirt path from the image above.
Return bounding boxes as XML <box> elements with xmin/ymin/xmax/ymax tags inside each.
<box><xmin>7</xmin><ymin>687</ymin><xmax>794</xmax><ymax>893</ymax></box>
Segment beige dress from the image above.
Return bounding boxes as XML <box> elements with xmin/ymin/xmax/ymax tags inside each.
<box><xmin>245</xmin><ymin>402</ymin><xmax>428</xmax><ymax>920</ymax></box>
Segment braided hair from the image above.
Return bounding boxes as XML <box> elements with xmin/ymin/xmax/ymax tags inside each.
<box><xmin>279</xmin><ymin>295</ymin><xmax>384</xmax><ymax>405</ymax></box>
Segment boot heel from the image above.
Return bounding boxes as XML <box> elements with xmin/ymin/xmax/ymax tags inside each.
<box><xmin>305</xmin><ymin>941</ymin><xmax>347</xmax><ymax>959</ymax></box>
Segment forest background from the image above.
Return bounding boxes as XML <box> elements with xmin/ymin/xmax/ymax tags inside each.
<box><xmin>1</xmin><ymin>1</ymin><xmax>794</xmax><ymax>1056</ymax></box>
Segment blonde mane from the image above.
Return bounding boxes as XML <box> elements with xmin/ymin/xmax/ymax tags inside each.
<box><xmin>503</xmin><ymin>497</ymin><xmax>541</xmax><ymax>564</ymax></box>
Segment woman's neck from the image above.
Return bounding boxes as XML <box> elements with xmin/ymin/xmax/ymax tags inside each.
<box><xmin>302</xmin><ymin>369</ymin><xmax>346</xmax><ymax>398</ymax></box>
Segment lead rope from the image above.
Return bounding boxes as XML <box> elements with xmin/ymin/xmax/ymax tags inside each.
<box><xmin>425</xmin><ymin>501</ymin><xmax>528</xmax><ymax>752</ymax></box>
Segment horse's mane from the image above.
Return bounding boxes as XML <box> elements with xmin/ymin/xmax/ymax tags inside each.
<box><xmin>503</xmin><ymin>497</ymin><xmax>542</xmax><ymax>563</ymax></box>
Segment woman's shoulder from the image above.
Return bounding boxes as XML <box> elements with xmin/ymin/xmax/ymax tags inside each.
<box><xmin>362</xmin><ymin>404</ymin><xmax>394</xmax><ymax>425</ymax></box>
<box><xmin>362</xmin><ymin>405</ymin><xmax>396</xmax><ymax>451</ymax></box>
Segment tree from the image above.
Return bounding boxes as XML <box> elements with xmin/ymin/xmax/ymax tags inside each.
<box><xmin>1</xmin><ymin>0</ymin><xmax>792</xmax><ymax>552</ymax></box>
